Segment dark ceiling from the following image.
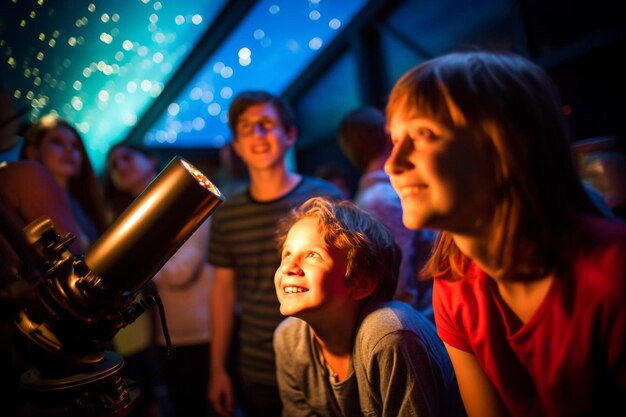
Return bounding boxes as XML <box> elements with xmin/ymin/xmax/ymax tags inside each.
<box><xmin>1</xmin><ymin>0</ymin><xmax>625</xmax><ymax>175</ymax></box>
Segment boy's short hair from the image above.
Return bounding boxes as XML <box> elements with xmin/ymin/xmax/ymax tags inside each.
<box><xmin>276</xmin><ymin>196</ymin><xmax>401</xmax><ymax>303</ymax></box>
<box><xmin>228</xmin><ymin>90</ymin><xmax>295</xmax><ymax>137</ymax></box>
<box><xmin>338</xmin><ymin>106</ymin><xmax>390</xmax><ymax>171</ymax></box>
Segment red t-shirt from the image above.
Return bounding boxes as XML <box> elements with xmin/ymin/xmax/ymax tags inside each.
<box><xmin>434</xmin><ymin>215</ymin><xmax>626</xmax><ymax>417</ymax></box>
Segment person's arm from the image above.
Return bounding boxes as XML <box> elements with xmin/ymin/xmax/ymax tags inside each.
<box><xmin>445</xmin><ymin>342</ymin><xmax>508</xmax><ymax>417</ymax></box>
<box><xmin>209</xmin><ymin>266</ymin><xmax>237</xmax><ymax>417</ymax></box>
<box><xmin>0</xmin><ymin>161</ymin><xmax>86</xmax><ymax>254</ymax></box>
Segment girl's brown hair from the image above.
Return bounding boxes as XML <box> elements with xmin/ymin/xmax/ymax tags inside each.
<box><xmin>387</xmin><ymin>51</ymin><xmax>601</xmax><ymax>281</ymax></box>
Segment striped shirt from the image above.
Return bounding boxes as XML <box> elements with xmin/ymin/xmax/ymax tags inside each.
<box><xmin>208</xmin><ymin>176</ymin><xmax>342</xmax><ymax>386</ymax></box>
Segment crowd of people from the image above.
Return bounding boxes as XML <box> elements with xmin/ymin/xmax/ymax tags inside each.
<box><xmin>1</xmin><ymin>49</ymin><xmax>625</xmax><ymax>417</ymax></box>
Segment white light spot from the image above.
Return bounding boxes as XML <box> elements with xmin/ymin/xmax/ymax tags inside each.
<box><xmin>192</xmin><ymin>14</ymin><xmax>202</xmax><ymax>25</ymax></box>
<box><xmin>220</xmin><ymin>87</ymin><xmax>233</xmax><ymax>99</ymax></box>
<box><xmin>192</xmin><ymin>117</ymin><xmax>205</xmax><ymax>130</ymax></box>
<box><xmin>73</xmin><ymin>81</ymin><xmax>82</xmax><ymax>90</ymax></box>
<box><xmin>122</xmin><ymin>113</ymin><xmax>137</xmax><ymax>126</ymax></box>
<box><xmin>208</xmin><ymin>103</ymin><xmax>221</xmax><ymax>116</ymax></box>
<box><xmin>238</xmin><ymin>47</ymin><xmax>251</xmax><ymax>59</ymax></box>
<box><xmin>71</xmin><ymin>96</ymin><xmax>83</xmax><ymax>111</ymax></box>
<box><xmin>269</xmin><ymin>4</ymin><xmax>280</xmax><ymax>14</ymax></box>
<box><xmin>77</xmin><ymin>122</ymin><xmax>90</xmax><ymax>133</ymax></box>
<box><xmin>309</xmin><ymin>10</ymin><xmax>320</xmax><ymax>21</ymax></box>
<box><xmin>126</xmin><ymin>81</ymin><xmax>137</xmax><ymax>93</ymax></box>
<box><xmin>308</xmin><ymin>37</ymin><xmax>323</xmax><ymax>50</ymax></box>
<box><xmin>190</xmin><ymin>87</ymin><xmax>202</xmax><ymax>100</ymax></box>
<box><xmin>152</xmin><ymin>52</ymin><xmax>163</xmax><ymax>63</ymax></box>
<box><xmin>100</xmin><ymin>33</ymin><xmax>113</xmax><ymax>44</ymax></box>
<box><xmin>329</xmin><ymin>18</ymin><xmax>341</xmax><ymax>30</ymax></box>
<box><xmin>153</xmin><ymin>32</ymin><xmax>165</xmax><ymax>43</ymax></box>
<box><xmin>150</xmin><ymin>84</ymin><xmax>162</xmax><ymax>97</ymax></box>
<box><xmin>213</xmin><ymin>62</ymin><xmax>225</xmax><ymax>73</ymax></box>
<box><xmin>253</xmin><ymin>29</ymin><xmax>265</xmax><ymax>40</ymax></box>
<box><xmin>168</xmin><ymin>103</ymin><xmax>180</xmax><ymax>116</ymax></box>
<box><xmin>201</xmin><ymin>91</ymin><xmax>214</xmax><ymax>103</ymax></box>
<box><xmin>220</xmin><ymin>66</ymin><xmax>233</xmax><ymax>79</ymax></box>
<box><xmin>175</xmin><ymin>15</ymin><xmax>185</xmax><ymax>25</ymax></box>
<box><xmin>140</xmin><ymin>80</ymin><xmax>152</xmax><ymax>91</ymax></box>
<box><xmin>98</xmin><ymin>90</ymin><xmax>109</xmax><ymax>102</ymax></box>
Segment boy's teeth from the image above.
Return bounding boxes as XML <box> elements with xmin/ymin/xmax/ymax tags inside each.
<box><xmin>284</xmin><ymin>286</ymin><xmax>307</xmax><ymax>294</ymax></box>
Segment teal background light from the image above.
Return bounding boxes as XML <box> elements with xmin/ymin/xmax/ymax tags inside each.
<box><xmin>0</xmin><ymin>0</ymin><xmax>224</xmax><ymax>173</ymax></box>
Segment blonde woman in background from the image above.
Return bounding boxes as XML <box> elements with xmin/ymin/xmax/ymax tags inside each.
<box><xmin>20</xmin><ymin>115</ymin><xmax>107</xmax><ymax>248</ymax></box>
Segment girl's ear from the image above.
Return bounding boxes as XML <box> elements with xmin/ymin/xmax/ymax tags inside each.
<box><xmin>349</xmin><ymin>275</ymin><xmax>377</xmax><ymax>301</ymax></box>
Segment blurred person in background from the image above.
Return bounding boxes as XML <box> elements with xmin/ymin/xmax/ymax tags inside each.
<box><xmin>20</xmin><ymin>115</ymin><xmax>107</xmax><ymax>248</ymax></box>
<box><xmin>338</xmin><ymin>106</ymin><xmax>436</xmax><ymax>319</ymax></box>
<box><xmin>105</xmin><ymin>142</ymin><xmax>215</xmax><ymax>417</ymax></box>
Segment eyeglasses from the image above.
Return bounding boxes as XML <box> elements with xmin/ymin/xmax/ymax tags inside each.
<box><xmin>235</xmin><ymin>117</ymin><xmax>280</xmax><ymax>138</ymax></box>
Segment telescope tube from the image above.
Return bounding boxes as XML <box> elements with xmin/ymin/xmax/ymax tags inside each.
<box><xmin>84</xmin><ymin>156</ymin><xmax>224</xmax><ymax>297</ymax></box>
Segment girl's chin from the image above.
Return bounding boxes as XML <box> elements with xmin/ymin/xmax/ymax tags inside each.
<box><xmin>401</xmin><ymin>214</ymin><xmax>430</xmax><ymax>230</ymax></box>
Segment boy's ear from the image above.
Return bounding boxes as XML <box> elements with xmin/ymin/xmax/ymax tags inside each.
<box><xmin>349</xmin><ymin>275</ymin><xmax>377</xmax><ymax>301</ymax></box>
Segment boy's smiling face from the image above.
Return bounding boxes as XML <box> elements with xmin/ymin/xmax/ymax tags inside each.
<box><xmin>275</xmin><ymin>216</ymin><xmax>354</xmax><ymax>321</ymax></box>
<box><xmin>231</xmin><ymin>102</ymin><xmax>296</xmax><ymax>171</ymax></box>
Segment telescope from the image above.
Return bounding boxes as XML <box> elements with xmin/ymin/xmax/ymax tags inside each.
<box><xmin>2</xmin><ymin>156</ymin><xmax>224</xmax><ymax>416</ymax></box>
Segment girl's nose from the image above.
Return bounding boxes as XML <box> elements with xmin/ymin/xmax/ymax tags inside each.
<box><xmin>384</xmin><ymin>138</ymin><xmax>413</xmax><ymax>175</ymax></box>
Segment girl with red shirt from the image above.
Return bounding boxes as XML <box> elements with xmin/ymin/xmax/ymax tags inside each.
<box><xmin>384</xmin><ymin>51</ymin><xmax>626</xmax><ymax>417</ymax></box>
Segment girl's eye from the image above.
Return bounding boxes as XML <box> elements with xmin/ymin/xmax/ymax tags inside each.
<box><xmin>416</xmin><ymin>127</ymin><xmax>436</xmax><ymax>140</ymax></box>
<box><xmin>305</xmin><ymin>251</ymin><xmax>321</xmax><ymax>259</ymax></box>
